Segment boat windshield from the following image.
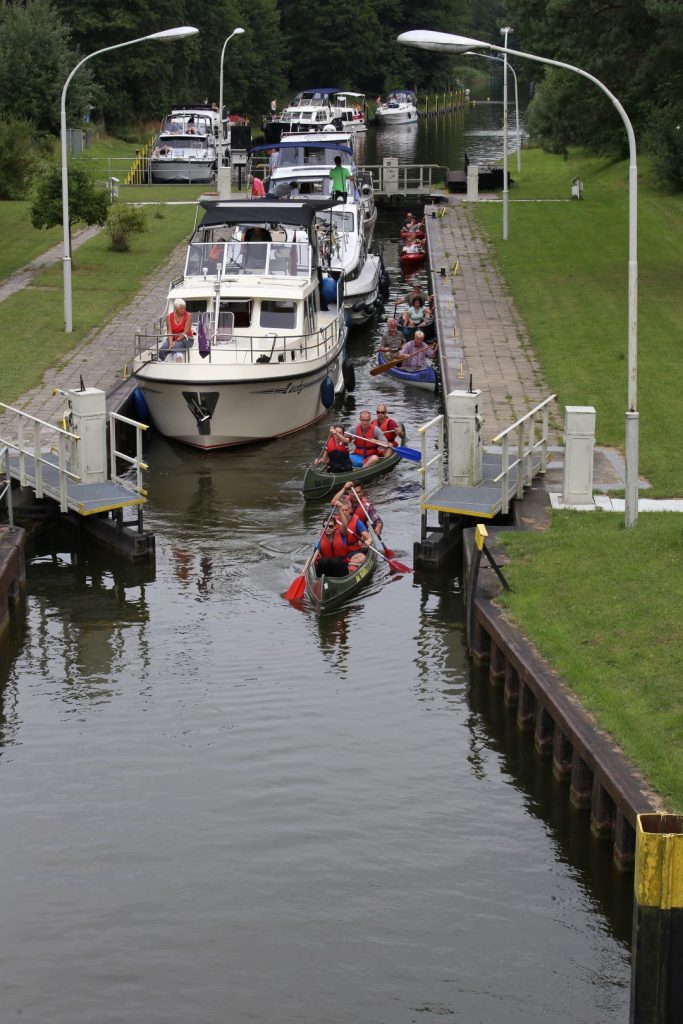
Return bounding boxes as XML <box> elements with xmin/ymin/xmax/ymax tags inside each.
<box><xmin>157</xmin><ymin>136</ymin><xmax>211</xmax><ymax>153</ymax></box>
<box><xmin>277</xmin><ymin>146</ymin><xmax>352</xmax><ymax>168</ymax></box>
<box><xmin>184</xmin><ymin>241</ymin><xmax>312</xmax><ymax>279</ymax></box>
<box><xmin>321</xmin><ymin>210</ymin><xmax>355</xmax><ymax>233</ymax></box>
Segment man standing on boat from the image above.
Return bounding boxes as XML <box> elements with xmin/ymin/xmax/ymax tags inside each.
<box><xmin>329</xmin><ymin>155</ymin><xmax>353</xmax><ymax>203</ymax></box>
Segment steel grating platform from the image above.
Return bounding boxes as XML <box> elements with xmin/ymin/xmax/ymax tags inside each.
<box><xmin>9</xmin><ymin>452</ymin><xmax>144</xmax><ymax>517</ymax></box>
<box><xmin>422</xmin><ymin>447</ymin><xmax>544</xmax><ymax>518</ymax></box>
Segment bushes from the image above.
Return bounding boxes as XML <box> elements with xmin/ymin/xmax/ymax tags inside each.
<box><xmin>645</xmin><ymin>103</ymin><xmax>683</xmax><ymax>191</ymax></box>
<box><xmin>105</xmin><ymin>204</ymin><xmax>147</xmax><ymax>251</ymax></box>
<box><xmin>0</xmin><ymin>115</ymin><xmax>39</xmax><ymax>199</ymax></box>
<box><xmin>31</xmin><ymin>162</ymin><xmax>110</xmax><ymax>230</ymax></box>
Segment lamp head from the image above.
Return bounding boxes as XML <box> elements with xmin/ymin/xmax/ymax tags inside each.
<box><xmin>146</xmin><ymin>27</ymin><xmax>199</xmax><ymax>42</ymax></box>
<box><xmin>397</xmin><ymin>29</ymin><xmax>490</xmax><ymax>54</ymax></box>
<box><xmin>232</xmin><ymin>27</ymin><xmax>246</xmax><ymax>36</ymax></box>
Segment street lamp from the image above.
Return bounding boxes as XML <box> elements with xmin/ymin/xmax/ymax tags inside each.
<box><xmin>398</xmin><ymin>28</ymin><xmax>639</xmax><ymax>527</ymax></box>
<box><xmin>464</xmin><ymin>51</ymin><xmax>522</xmax><ymax>174</ymax></box>
<box><xmin>217</xmin><ymin>27</ymin><xmax>245</xmax><ymax>198</ymax></box>
<box><xmin>500</xmin><ymin>28</ymin><xmax>512</xmax><ymax>240</ymax></box>
<box><xmin>61</xmin><ymin>26</ymin><xmax>199</xmax><ymax>334</ymax></box>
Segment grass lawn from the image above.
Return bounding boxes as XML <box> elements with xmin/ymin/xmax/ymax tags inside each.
<box><xmin>0</xmin><ymin>202</ymin><xmax>63</xmax><ymax>279</ymax></box>
<box><xmin>0</xmin><ymin>199</ymin><xmax>199</xmax><ymax>406</ymax></box>
<box><xmin>474</xmin><ymin>149</ymin><xmax>683</xmax><ymax>810</ymax></box>
<box><xmin>475</xmin><ymin>149</ymin><xmax>683</xmax><ymax>496</ymax></box>
<box><xmin>498</xmin><ymin>512</ymin><xmax>683</xmax><ymax>811</ymax></box>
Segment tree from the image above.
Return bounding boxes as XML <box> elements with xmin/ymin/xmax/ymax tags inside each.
<box><xmin>0</xmin><ymin>0</ymin><xmax>90</xmax><ymax>133</ymax></box>
<box><xmin>31</xmin><ymin>162</ymin><xmax>109</xmax><ymax>232</ymax></box>
<box><xmin>0</xmin><ymin>115</ymin><xmax>40</xmax><ymax>198</ymax></box>
<box><xmin>105</xmin><ymin>204</ymin><xmax>147</xmax><ymax>251</ymax></box>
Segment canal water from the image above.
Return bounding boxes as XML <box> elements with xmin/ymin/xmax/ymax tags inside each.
<box><xmin>0</xmin><ymin>99</ymin><xmax>633</xmax><ymax>1023</ymax></box>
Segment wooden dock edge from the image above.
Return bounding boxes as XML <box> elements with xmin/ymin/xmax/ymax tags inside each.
<box><xmin>463</xmin><ymin>525</ymin><xmax>661</xmax><ymax>870</ymax></box>
<box><xmin>0</xmin><ymin>526</ymin><xmax>27</xmax><ymax>647</ymax></box>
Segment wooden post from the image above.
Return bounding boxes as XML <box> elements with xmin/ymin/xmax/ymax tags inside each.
<box><xmin>591</xmin><ymin>781</ymin><xmax>616</xmax><ymax>837</ymax></box>
<box><xmin>570</xmin><ymin>751</ymin><xmax>593</xmax><ymax>809</ymax></box>
<box><xmin>534</xmin><ymin>704</ymin><xmax>554</xmax><ymax>753</ymax></box>
<box><xmin>552</xmin><ymin>728</ymin><xmax>573</xmax><ymax>780</ymax></box>
<box><xmin>503</xmin><ymin>661</ymin><xmax>519</xmax><ymax>707</ymax></box>
<box><xmin>516</xmin><ymin>680</ymin><xmax>536</xmax><ymax>730</ymax></box>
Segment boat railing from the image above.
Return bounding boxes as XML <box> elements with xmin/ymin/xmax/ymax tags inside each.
<box><xmin>417</xmin><ymin>414</ymin><xmax>445</xmax><ymax>503</ymax></box>
<box><xmin>184</xmin><ymin>241</ymin><xmax>312</xmax><ymax>280</ymax></box>
<box><xmin>134</xmin><ymin>312</ymin><xmax>344</xmax><ymax>366</ymax></box>
<box><xmin>490</xmin><ymin>394</ymin><xmax>556</xmax><ymax>514</ymax></box>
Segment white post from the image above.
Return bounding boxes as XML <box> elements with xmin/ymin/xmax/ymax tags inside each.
<box><xmin>500</xmin><ymin>26</ymin><xmax>512</xmax><ymax>241</ymax></box>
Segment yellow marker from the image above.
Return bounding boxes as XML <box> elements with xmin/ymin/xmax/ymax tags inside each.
<box><xmin>475</xmin><ymin>523</ymin><xmax>488</xmax><ymax>551</ymax></box>
<box><xmin>447</xmin><ymin>298</ymin><xmax>452</xmax><ymax>310</ymax></box>
<box><xmin>458</xmin><ymin>362</ymin><xmax>464</xmax><ymax>379</ymax></box>
<box><xmin>452</xmin><ymin>260</ymin><xmax>459</xmax><ymax>275</ymax></box>
<box><xmin>453</xmin><ymin>322</ymin><xmax>458</xmax><ymax>338</ymax></box>
<box><xmin>122</xmin><ymin>364</ymin><xmax>129</xmax><ymax>379</ymax></box>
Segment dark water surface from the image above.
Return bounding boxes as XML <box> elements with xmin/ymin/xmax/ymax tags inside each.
<box><xmin>0</xmin><ymin>104</ymin><xmax>633</xmax><ymax>1024</ymax></box>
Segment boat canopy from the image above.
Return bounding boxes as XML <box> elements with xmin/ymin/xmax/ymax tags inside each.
<box><xmin>198</xmin><ymin>200</ymin><xmax>336</xmax><ymax>230</ymax></box>
<box><xmin>249</xmin><ymin>140</ymin><xmax>353</xmax><ymax>157</ymax></box>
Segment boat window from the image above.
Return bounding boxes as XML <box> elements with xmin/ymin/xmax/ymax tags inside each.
<box><xmin>304</xmin><ymin>292</ymin><xmax>316</xmax><ymax>334</ymax></box>
<box><xmin>329</xmin><ymin>210</ymin><xmax>355</xmax><ymax>233</ymax></box>
<box><xmin>260</xmin><ymin>300</ymin><xmax>297</xmax><ymax>329</ymax></box>
<box><xmin>219</xmin><ymin>299</ymin><xmax>252</xmax><ymax>328</ymax></box>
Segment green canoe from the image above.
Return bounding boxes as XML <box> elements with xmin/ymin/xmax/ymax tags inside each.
<box><xmin>301</xmin><ymin>424</ymin><xmax>406</xmax><ymax>502</ymax></box>
<box><xmin>305</xmin><ymin>547</ymin><xmax>378</xmax><ymax>613</ymax></box>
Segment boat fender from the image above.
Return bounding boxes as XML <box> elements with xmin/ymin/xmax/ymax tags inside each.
<box><xmin>132</xmin><ymin>386</ymin><xmax>151</xmax><ymax>424</ymax></box>
<box><xmin>352</xmin><ymin>300</ymin><xmax>367</xmax><ymax>313</ymax></box>
<box><xmin>364</xmin><ymin>302</ymin><xmax>378</xmax><ymax>316</ymax></box>
<box><xmin>373</xmin><ymin>297</ymin><xmax>385</xmax><ymax>312</ymax></box>
<box><xmin>343</xmin><ymin>308</ymin><xmax>353</xmax><ymax>328</ymax></box>
<box><xmin>320</xmin><ymin>375</ymin><xmax>335</xmax><ymax>409</ymax></box>
<box><xmin>321</xmin><ymin>275</ymin><xmax>337</xmax><ymax>305</ymax></box>
<box><xmin>379</xmin><ymin>270</ymin><xmax>390</xmax><ymax>300</ymax></box>
<box><xmin>342</xmin><ymin>359</ymin><xmax>356</xmax><ymax>393</ymax></box>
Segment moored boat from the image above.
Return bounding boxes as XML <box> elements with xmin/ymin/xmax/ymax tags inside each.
<box><xmin>132</xmin><ymin>200</ymin><xmax>348</xmax><ymax>450</ymax></box>
<box><xmin>375</xmin><ymin>90</ymin><xmax>419</xmax><ymax>126</ymax></box>
<box><xmin>305</xmin><ymin>545</ymin><xmax>377</xmax><ymax>612</ymax></box>
<box><xmin>399</xmin><ymin>246</ymin><xmax>426</xmax><ymax>268</ymax></box>
<box><xmin>149</xmin><ymin>106</ymin><xmax>219</xmax><ymax>184</ymax></box>
<box><xmin>376</xmin><ymin>349</ymin><xmax>438</xmax><ymax>393</ymax></box>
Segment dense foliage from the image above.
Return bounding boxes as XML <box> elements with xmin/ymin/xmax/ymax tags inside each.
<box><xmin>30</xmin><ymin>162</ymin><xmax>109</xmax><ymax>230</ymax></box>
<box><xmin>1</xmin><ymin>0</ymin><xmax>682</xmax><ymax>187</ymax></box>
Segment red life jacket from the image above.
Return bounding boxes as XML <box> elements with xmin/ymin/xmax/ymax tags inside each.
<box><xmin>346</xmin><ymin>513</ymin><xmax>367</xmax><ymax>553</ymax></box>
<box><xmin>353</xmin><ymin>424</ymin><xmax>380</xmax><ymax>459</ymax></box>
<box><xmin>326</xmin><ymin>436</ymin><xmax>348</xmax><ymax>455</ymax></box>
<box><xmin>319</xmin><ymin>528</ymin><xmax>347</xmax><ymax>559</ymax></box>
<box><xmin>372</xmin><ymin>416</ymin><xmax>399</xmax><ymax>445</ymax></box>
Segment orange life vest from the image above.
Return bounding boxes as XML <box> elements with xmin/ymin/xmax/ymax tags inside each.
<box><xmin>345</xmin><ymin>513</ymin><xmax>367</xmax><ymax>554</ymax></box>
<box><xmin>318</xmin><ymin>529</ymin><xmax>347</xmax><ymax>559</ymax></box>
<box><xmin>353</xmin><ymin>424</ymin><xmax>380</xmax><ymax>459</ymax></box>
<box><xmin>372</xmin><ymin>416</ymin><xmax>399</xmax><ymax>445</ymax></box>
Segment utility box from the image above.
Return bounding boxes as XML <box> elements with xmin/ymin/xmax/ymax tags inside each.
<box><xmin>571</xmin><ymin>176</ymin><xmax>583</xmax><ymax>200</ymax></box>
<box><xmin>382</xmin><ymin>157</ymin><xmax>399</xmax><ymax>197</ymax></box>
<box><xmin>217</xmin><ymin>164</ymin><xmax>232</xmax><ymax>199</ymax></box>
<box><xmin>67</xmin><ymin>387</ymin><xmax>108</xmax><ymax>485</ymax></box>
<box><xmin>466</xmin><ymin>162</ymin><xmax>479</xmax><ymax>201</ymax></box>
<box><xmin>446</xmin><ymin>388</ymin><xmax>483</xmax><ymax>487</ymax></box>
<box><xmin>563</xmin><ymin>405</ymin><xmax>595</xmax><ymax>505</ymax></box>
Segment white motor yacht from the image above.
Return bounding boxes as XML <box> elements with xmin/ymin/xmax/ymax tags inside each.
<box><xmin>149</xmin><ymin>106</ymin><xmax>220</xmax><ymax>184</ymax></box>
<box><xmin>375</xmin><ymin>90</ymin><xmax>419</xmax><ymax>126</ymax></box>
<box><xmin>132</xmin><ymin>202</ymin><xmax>349</xmax><ymax>449</ymax></box>
<box><xmin>334</xmin><ymin>92</ymin><xmax>368</xmax><ymax>133</ymax></box>
<box><xmin>277</xmin><ymin>88</ymin><xmax>343</xmax><ymax>133</ymax></box>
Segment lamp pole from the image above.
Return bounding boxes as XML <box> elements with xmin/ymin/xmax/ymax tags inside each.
<box><xmin>61</xmin><ymin>26</ymin><xmax>199</xmax><ymax>333</ymax></box>
<box><xmin>465</xmin><ymin>50</ymin><xmax>522</xmax><ymax>174</ymax></box>
<box><xmin>500</xmin><ymin>27</ymin><xmax>512</xmax><ymax>240</ymax></box>
<box><xmin>398</xmin><ymin>28</ymin><xmax>639</xmax><ymax>527</ymax></box>
<box><xmin>217</xmin><ymin>27</ymin><xmax>245</xmax><ymax>198</ymax></box>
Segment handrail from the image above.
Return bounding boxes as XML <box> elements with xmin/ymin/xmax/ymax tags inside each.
<box><xmin>0</xmin><ymin>401</ymin><xmax>81</xmax><ymax>512</ymax></box>
<box><xmin>0</xmin><ymin>446</ymin><xmax>14</xmax><ymax>528</ymax></box>
<box><xmin>417</xmin><ymin>413</ymin><xmax>444</xmax><ymax>501</ymax></box>
<box><xmin>109</xmin><ymin>412</ymin><xmax>149</xmax><ymax>498</ymax></box>
<box><xmin>490</xmin><ymin>394</ymin><xmax>556</xmax><ymax>514</ymax></box>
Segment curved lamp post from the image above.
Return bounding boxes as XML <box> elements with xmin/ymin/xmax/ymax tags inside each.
<box><xmin>464</xmin><ymin>51</ymin><xmax>521</xmax><ymax>175</ymax></box>
<box><xmin>61</xmin><ymin>26</ymin><xmax>199</xmax><ymax>334</ymax></box>
<box><xmin>398</xmin><ymin>29</ymin><xmax>639</xmax><ymax>527</ymax></box>
<box><xmin>217</xmin><ymin>27</ymin><xmax>245</xmax><ymax>197</ymax></box>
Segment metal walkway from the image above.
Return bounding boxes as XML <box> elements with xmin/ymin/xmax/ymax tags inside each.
<box><xmin>422</xmin><ymin>448</ymin><xmax>545</xmax><ymax>518</ymax></box>
<box><xmin>7</xmin><ymin>451</ymin><xmax>144</xmax><ymax>516</ymax></box>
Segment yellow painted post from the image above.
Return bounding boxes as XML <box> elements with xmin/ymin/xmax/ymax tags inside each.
<box><xmin>630</xmin><ymin>813</ymin><xmax>683</xmax><ymax>1023</ymax></box>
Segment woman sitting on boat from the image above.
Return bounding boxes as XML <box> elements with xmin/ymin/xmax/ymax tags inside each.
<box><xmin>315</xmin><ymin>426</ymin><xmax>353</xmax><ymax>473</ymax></box>
<box><xmin>160</xmin><ymin>299</ymin><xmax>193</xmax><ymax>362</ymax></box>
<box><xmin>401</xmin><ymin>296</ymin><xmax>426</xmax><ymax>333</ymax></box>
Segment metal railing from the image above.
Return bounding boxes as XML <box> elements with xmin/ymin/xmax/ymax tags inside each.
<box><xmin>135</xmin><ymin>312</ymin><xmax>344</xmax><ymax>367</ymax></box>
<box><xmin>0</xmin><ymin>403</ymin><xmax>81</xmax><ymax>513</ymax></box>
<box><xmin>491</xmin><ymin>394</ymin><xmax>556</xmax><ymax>514</ymax></box>
<box><xmin>109</xmin><ymin>412</ymin><xmax>149</xmax><ymax>498</ymax></box>
<box><xmin>363</xmin><ymin>163</ymin><xmax>447</xmax><ymax>196</ymax></box>
<box><xmin>0</xmin><ymin>446</ymin><xmax>14</xmax><ymax>527</ymax></box>
<box><xmin>418</xmin><ymin>413</ymin><xmax>445</xmax><ymax>501</ymax></box>
<box><xmin>184</xmin><ymin>241</ymin><xmax>312</xmax><ymax>280</ymax></box>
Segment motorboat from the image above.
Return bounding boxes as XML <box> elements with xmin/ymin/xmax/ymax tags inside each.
<box><xmin>252</xmin><ymin>134</ymin><xmax>377</xmax><ymax>242</ymax></box>
<box><xmin>132</xmin><ymin>201</ymin><xmax>349</xmax><ymax>449</ymax></box>
<box><xmin>334</xmin><ymin>92</ymin><xmax>368</xmax><ymax>133</ymax></box>
<box><xmin>375</xmin><ymin>90</ymin><xmax>419</xmax><ymax>126</ymax></box>
<box><xmin>315</xmin><ymin>202</ymin><xmax>386</xmax><ymax>327</ymax></box>
<box><xmin>149</xmin><ymin>105</ymin><xmax>220</xmax><ymax>184</ymax></box>
<box><xmin>277</xmin><ymin>88</ymin><xmax>344</xmax><ymax>134</ymax></box>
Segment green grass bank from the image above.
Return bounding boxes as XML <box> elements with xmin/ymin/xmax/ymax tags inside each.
<box><xmin>475</xmin><ymin>150</ymin><xmax>683</xmax><ymax>810</ymax></box>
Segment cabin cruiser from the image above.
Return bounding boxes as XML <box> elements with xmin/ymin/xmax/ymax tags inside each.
<box><xmin>149</xmin><ymin>105</ymin><xmax>220</xmax><ymax>184</ymax></box>
<box><xmin>277</xmin><ymin>88</ymin><xmax>344</xmax><ymax>134</ymax></box>
<box><xmin>252</xmin><ymin>134</ymin><xmax>377</xmax><ymax>243</ymax></box>
<box><xmin>132</xmin><ymin>202</ymin><xmax>349</xmax><ymax>449</ymax></box>
<box><xmin>314</xmin><ymin>201</ymin><xmax>387</xmax><ymax>327</ymax></box>
<box><xmin>334</xmin><ymin>92</ymin><xmax>367</xmax><ymax>133</ymax></box>
<box><xmin>375</xmin><ymin>90</ymin><xmax>419</xmax><ymax>126</ymax></box>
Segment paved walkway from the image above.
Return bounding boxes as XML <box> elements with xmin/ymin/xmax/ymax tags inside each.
<box><xmin>0</xmin><ymin>226</ymin><xmax>101</xmax><ymax>304</ymax></box>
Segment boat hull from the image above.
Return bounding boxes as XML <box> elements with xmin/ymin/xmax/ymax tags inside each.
<box><xmin>302</xmin><ymin>443</ymin><xmax>402</xmax><ymax>501</ymax></box>
<box><xmin>149</xmin><ymin>159</ymin><xmax>215</xmax><ymax>184</ymax></box>
<box><xmin>375</xmin><ymin>109</ymin><xmax>418</xmax><ymax>125</ymax></box>
<box><xmin>135</xmin><ymin>353</ymin><xmax>345</xmax><ymax>450</ymax></box>
<box><xmin>305</xmin><ymin>547</ymin><xmax>377</xmax><ymax>612</ymax></box>
<box><xmin>377</xmin><ymin>350</ymin><xmax>437</xmax><ymax>393</ymax></box>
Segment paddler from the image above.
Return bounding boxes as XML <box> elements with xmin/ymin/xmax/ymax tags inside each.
<box><xmin>349</xmin><ymin>410</ymin><xmax>385</xmax><ymax>468</ymax></box>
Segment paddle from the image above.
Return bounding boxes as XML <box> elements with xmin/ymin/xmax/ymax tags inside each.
<box><xmin>370</xmin><ymin>354</ymin><xmax>407</xmax><ymax>377</ymax></box>
<box><xmin>344</xmin><ymin>431</ymin><xmax>421</xmax><ymax>463</ymax></box>
<box><xmin>350</xmin><ymin>486</ymin><xmax>411</xmax><ymax>573</ymax></box>
<box><xmin>285</xmin><ymin>508</ymin><xmax>335</xmax><ymax>602</ymax></box>
<box><xmin>342</xmin><ymin>519</ymin><xmax>412</xmax><ymax>576</ymax></box>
